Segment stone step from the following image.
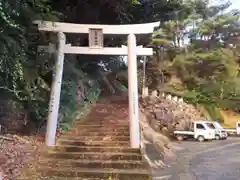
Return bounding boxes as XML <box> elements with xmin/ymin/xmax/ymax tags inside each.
<box><xmin>18</xmin><ymin>99</ymin><xmax>152</xmax><ymax>180</ymax></box>
<box><xmin>48</xmin><ymin>145</ymin><xmax>139</xmax><ymax>153</ymax></box>
<box><xmin>60</xmin><ymin>135</ymin><xmax>130</xmax><ymax>141</ymax></box>
<box><xmin>75</xmin><ymin>121</ymin><xmax>129</xmax><ymax>126</ymax></box>
<box><xmin>74</xmin><ymin>124</ymin><xmax>129</xmax><ymax>128</ymax></box>
<box><xmin>38</xmin><ymin>159</ymin><xmax>146</xmax><ymax>169</ymax></box>
<box><xmin>37</xmin><ymin>167</ymin><xmax>151</xmax><ymax>179</ymax></box>
<box><xmin>67</xmin><ymin>130</ymin><xmax>130</xmax><ymax>136</ymax></box>
<box><xmin>56</xmin><ymin>139</ymin><xmax>130</xmax><ymax>146</ymax></box>
<box><xmin>18</xmin><ymin>177</ymin><xmax>122</xmax><ymax>180</ymax></box>
<box><xmin>71</xmin><ymin>126</ymin><xmax>129</xmax><ymax>132</ymax></box>
<box><xmin>41</xmin><ymin>151</ymin><xmax>143</xmax><ymax>161</ymax></box>
<box><xmin>73</xmin><ymin>123</ymin><xmax>129</xmax><ymax>127</ymax></box>
<box><xmin>69</xmin><ymin>129</ymin><xmax>129</xmax><ymax>135</ymax></box>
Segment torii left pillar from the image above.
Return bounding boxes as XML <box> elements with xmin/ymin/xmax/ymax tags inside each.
<box><xmin>45</xmin><ymin>32</ymin><xmax>66</xmax><ymax>146</ymax></box>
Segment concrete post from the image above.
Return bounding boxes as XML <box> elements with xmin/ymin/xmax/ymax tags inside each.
<box><xmin>142</xmin><ymin>56</ymin><xmax>147</xmax><ymax>98</ymax></box>
<box><xmin>45</xmin><ymin>32</ymin><xmax>66</xmax><ymax>146</ymax></box>
<box><xmin>151</xmin><ymin>90</ymin><xmax>158</xmax><ymax>97</ymax></box>
<box><xmin>144</xmin><ymin>87</ymin><xmax>149</xmax><ymax>97</ymax></box>
<box><xmin>142</xmin><ymin>87</ymin><xmax>149</xmax><ymax>97</ymax></box>
<box><xmin>127</xmin><ymin>34</ymin><xmax>140</xmax><ymax>148</ymax></box>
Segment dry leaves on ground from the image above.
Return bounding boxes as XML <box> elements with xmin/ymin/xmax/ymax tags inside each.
<box><xmin>0</xmin><ymin>134</ymin><xmax>43</xmax><ymax>180</ymax></box>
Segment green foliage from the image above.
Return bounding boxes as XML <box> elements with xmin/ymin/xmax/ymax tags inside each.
<box><xmin>202</xmin><ymin>104</ymin><xmax>224</xmax><ymax>123</ymax></box>
<box><xmin>0</xmin><ymin>0</ymin><xmax>60</xmax><ymax>123</ymax></box>
<box><xmin>173</xmin><ymin>49</ymin><xmax>238</xmax><ymax>84</ymax></box>
<box><xmin>172</xmin><ymin>47</ymin><xmax>240</xmax><ymax>111</ymax></box>
<box><xmin>146</xmin><ymin>0</ymin><xmax>240</xmax><ymax>114</ymax></box>
<box><xmin>59</xmin><ymin>83</ymin><xmax>101</xmax><ymax>132</ymax></box>
<box><xmin>182</xmin><ymin>90</ymin><xmax>224</xmax><ymax>122</ymax></box>
<box><xmin>87</xmin><ymin>85</ymin><xmax>101</xmax><ymax>103</ymax></box>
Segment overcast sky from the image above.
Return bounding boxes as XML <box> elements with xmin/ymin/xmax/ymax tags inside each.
<box><xmin>228</xmin><ymin>0</ymin><xmax>240</xmax><ymax>8</ymax></box>
<box><xmin>230</xmin><ymin>0</ymin><xmax>240</xmax><ymax>10</ymax></box>
<box><xmin>211</xmin><ymin>0</ymin><xmax>240</xmax><ymax>11</ymax></box>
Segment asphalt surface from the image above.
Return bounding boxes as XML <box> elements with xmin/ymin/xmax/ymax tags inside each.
<box><xmin>152</xmin><ymin>137</ymin><xmax>240</xmax><ymax>180</ymax></box>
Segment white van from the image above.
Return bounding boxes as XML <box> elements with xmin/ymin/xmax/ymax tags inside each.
<box><xmin>225</xmin><ymin>121</ymin><xmax>240</xmax><ymax>136</ymax></box>
<box><xmin>210</xmin><ymin>121</ymin><xmax>228</xmax><ymax>140</ymax></box>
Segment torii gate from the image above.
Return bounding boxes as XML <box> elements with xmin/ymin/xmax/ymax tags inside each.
<box><xmin>34</xmin><ymin>20</ymin><xmax>159</xmax><ymax>148</ymax></box>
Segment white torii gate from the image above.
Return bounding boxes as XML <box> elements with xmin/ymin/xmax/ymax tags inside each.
<box><xmin>34</xmin><ymin>20</ymin><xmax>159</xmax><ymax>148</ymax></box>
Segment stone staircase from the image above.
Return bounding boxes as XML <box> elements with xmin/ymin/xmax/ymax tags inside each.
<box><xmin>19</xmin><ymin>98</ymin><xmax>152</xmax><ymax>180</ymax></box>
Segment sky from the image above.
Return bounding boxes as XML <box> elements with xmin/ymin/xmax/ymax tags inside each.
<box><xmin>231</xmin><ymin>0</ymin><xmax>240</xmax><ymax>9</ymax></box>
<box><xmin>212</xmin><ymin>0</ymin><xmax>240</xmax><ymax>10</ymax></box>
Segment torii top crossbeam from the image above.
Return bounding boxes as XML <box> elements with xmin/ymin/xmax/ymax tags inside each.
<box><xmin>33</xmin><ymin>20</ymin><xmax>160</xmax><ymax>34</ymax></box>
<box><xmin>34</xmin><ymin>21</ymin><xmax>160</xmax><ymax>56</ymax></box>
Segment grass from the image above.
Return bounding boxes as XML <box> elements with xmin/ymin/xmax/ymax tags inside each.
<box><xmin>194</xmin><ymin>104</ymin><xmax>240</xmax><ymax>128</ymax></box>
<box><xmin>220</xmin><ymin>109</ymin><xmax>240</xmax><ymax>128</ymax></box>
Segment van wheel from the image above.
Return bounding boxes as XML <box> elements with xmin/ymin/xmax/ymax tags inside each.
<box><xmin>197</xmin><ymin>135</ymin><xmax>205</xmax><ymax>142</ymax></box>
<box><xmin>176</xmin><ymin>135</ymin><xmax>184</xmax><ymax>141</ymax></box>
<box><xmin>215</xmin><ymin>135</ymin><xmax>220</xmax><ymax>140</ymax></box>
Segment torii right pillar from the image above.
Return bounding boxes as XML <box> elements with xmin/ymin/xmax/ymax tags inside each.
<box><xmin>127</xmin><ymin>34</ymin><xmax>140</xmax><ymax>148</ymax></box>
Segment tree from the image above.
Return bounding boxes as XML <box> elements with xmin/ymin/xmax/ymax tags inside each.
<box><xmin>0</xmin><ymin>0</ymin><xmax>184</xmax><ymax>132</ymax></box>
<box><xmin>145</xmin><ymin>0</ymin><xmax>240</xmax><ymax>119</ymax></box>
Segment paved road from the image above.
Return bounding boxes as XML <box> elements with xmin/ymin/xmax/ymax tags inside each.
<box><xmin>152</xmin><ymin>137</ymin><xmax>240</xmax><ymax>180</ymax></box>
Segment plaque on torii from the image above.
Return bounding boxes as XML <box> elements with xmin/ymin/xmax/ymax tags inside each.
<box><xmin>34</xmin><ymin>20</ymin><xmax>159</xmax><ymax>147</ymax></box>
